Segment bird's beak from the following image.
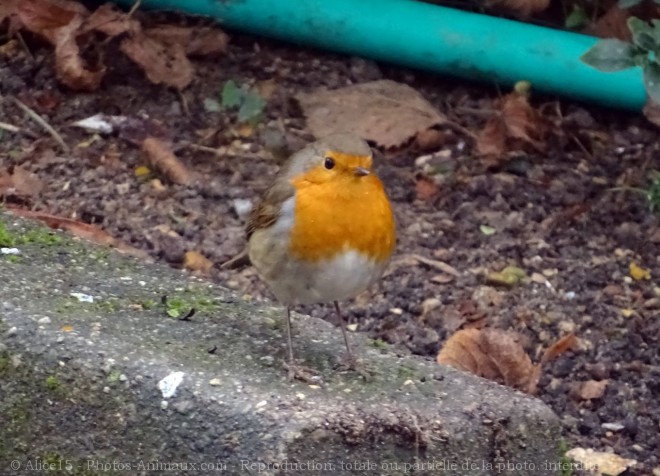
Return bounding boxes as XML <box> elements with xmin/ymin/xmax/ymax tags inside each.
<box><xmin>354</xmin><ymin>167</ymin><xmax>370</xmax><ymax>177</ymax></box>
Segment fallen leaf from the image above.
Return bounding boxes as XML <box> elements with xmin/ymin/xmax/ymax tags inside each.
<box><xmin>61</xmin><ymin>325</ymin><xmax>74</xmax><ymax>332</ymax></box>
<box><xmin>120</xmin><ymin>34</ymin><xmax>192</xmax><ymax>90</ymax></box>
<box><xmin>565</xmin><ymin>448</ymin><xmax>636</xmax><ymax>476</ymax></box>
<box><xmin>577</xmin><ymin>379</ymin><xmax>608</xmax><ymax>400</ymax></box>
<box><xmin>485</xmin><ymin>0</ymin><xmax>550</xmax><ymax>18</ymax></box>
<box><xmin>297</xmin><ymin>80</ymin><xmax>447</xmax><ymax>148</ymax></box>
<box><xmin>541</xmin><ymin>333</ymin><xmax>577</xmax><ymax>363</ymax></box>
<box><xmin>415</xmin><ymin>174</ymin><xmax>439</xmax><ymax>201</ymax></box>
<box><xmin>134</xmin><ymin>165</ymin><xmax>151</xmax><ymax>178</ymax></box>
<box><xmin>430</xmin><ymin>273</ymin><xmax>454</xmax><ymax>284</ymax></box>
<box><xmin>486</xmin><ymin>265</ymin><xmax>527</xmax><ymax>287</ymax></box>
<box><xmin>144</xmin><ymin>26</ymin><xmax>229</xmax><ymax>57</ymax></box>
<box><xmin>479</xmin><ymin>224</ymin><xmax>496</xmax><ymax>236</ymax></box>
<box><xmin>183</xmin><ymin>250</ymin><xmax>213</xmax><ymax>274</ymax></box>
<box><xmin>141</xmin><ymin>137</ymin><xmax>195</xmax><ymax>185</ymax></box>
<box><xmin>437</xmin><ymin>328</ymin><xmax>539</xmax><ymax>393</ymax></box>
<box><xmin>0</xmin><ymin>165</ymin><xmax>44</xmax><ymax>200</ymax></box>
<box><xmin>7</xmin><ymin>1</ymin><xmax>228</xmax><ymax>92</ymax></box>
<box><xmin>0</xmin><ymin>0</ymin><xmax>19</xmax><ymax>24</ymax></box>
<box><xmin>630</xmin><ymin>261</ymin><xmax>651</xmax><ymax>280</ymax></box>
<box><xmin>586</xmin><ymin>5</ymin><xmax>632</xmax><ymax>41</ymax></box>
<box><xmin>415</xmin><ymin>128</ymin><xmax>446</xmax><ymax>151</ymax></box>
<box><xmin>476</xmin><ymin>87</ymin><xmax>547</xmax><ymax>164</ymax></box>
<box><xmin>6</xmin><ymin>207</ymin><xmax>149</xmax><ymax>259</ymax></box>
<box><xmin>16</xmin><ymin>0</ymin><xmax>104</xmax><ymax>90</ymax></box>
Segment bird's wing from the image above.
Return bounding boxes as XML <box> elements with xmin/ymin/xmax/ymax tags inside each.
<box><xmin>246</xmin><ymin>178</ymin><xmax>295</xmax><ymax>239</ymax></box>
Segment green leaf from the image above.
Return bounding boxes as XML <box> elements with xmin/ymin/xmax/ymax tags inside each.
<box><xmin>238</xmin><ymin>91</ymin><xmax>266</xmax><ymax>123</ymax></box>
<box><xmin>628</xmin><ymin>17</ymin><xmax>656</xmax><ymax>51</ymax></box>
<box><xmin>479</xmin><ymin>224</ymin><xmax>497</xmax><ymax>236</ymax></box>
<box><xmin>581</xmin><ymin>39</ymin><xmax>637</xmax><ymax>71</ymax></box>
<box><xmin>618</xmin><ymin>0</ymin><xmax>643</xmax><ymax>8</ymax></box>
<box><xmin>565</xmin><ymin>5</ymin><xmax>587</xmax><ymax>29</ymax></box>
<box><xmin>643</xmin><ymin>61</ymin><xmax>660</xmax><ymax>104</ymax></box>
<box><xmin>166</xmin><ymin>308</ymin><xmax>180</xmax><ymax>318</ymax></box>
<box><xmin>221</xmin><ymin>80</ymin><xmax>244</xmax><ymax>108</ymax></box>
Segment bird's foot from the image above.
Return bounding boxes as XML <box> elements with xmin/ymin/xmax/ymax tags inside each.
<box><xmin>282</xmin><ymin>361</ymin><xmax>323</xmax><ymax>385</ymax></box>
<box><xmin>337</xmin><ymin>354</ymin><xmax>373</xmax><ymax>381</ymax></box>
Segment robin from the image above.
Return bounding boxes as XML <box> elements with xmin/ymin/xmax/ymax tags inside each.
<box><xmin>245</xmin><ymin>133</ymin><xmax>396</xmax><ymax>381</ymax></box>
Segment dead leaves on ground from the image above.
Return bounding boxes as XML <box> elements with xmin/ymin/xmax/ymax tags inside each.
<box><xmin>476</xmin><ymin>84</ymin><xmax>547</xmax><ymax>165</ymax></box>
<box><xmin>0</xmin><ymin>165</ymin><xmax>44</xmax><ymax>202</ymax></box>
<box><xmin>141</xmin><ymin>137</ymin><xmax>195</xmax><ymax>186</ymax></box>
<box><xmin>297</xmin><ymin>80</ymin><xmax>447</xmax><ymax>149</ymax></box>
<box><xmin>1</xmin><ymin>1</ymin><xmax>228</xmax><ymax>90</ymax></box>
<box><xmin>437</xmin><ymin>329</ymin><xmax>577</xmax><ymax>394</ymax></box>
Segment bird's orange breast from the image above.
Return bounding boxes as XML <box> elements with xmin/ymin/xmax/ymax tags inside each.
<box><xmin>287</xmin><ymin>174</ymin><xmax>395</xmax><ymax>263</ymax></box>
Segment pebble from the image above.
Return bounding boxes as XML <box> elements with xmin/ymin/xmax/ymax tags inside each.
<box><xmin>7</xmin><ymin>326</ymin><xmax>17</xmax><ymax>336</ymax></box>
<box><xmin>601</xmin><ymin>422</ymin><xmax>624</xmax><ymax>431</ymax></box>
<box><xmin>209</xmin><ymin>378</ymin><xmax>222</xmax><ymax>386</ymax></box>
<box><xmin>38</xmin><ymin>316</ymin><xmax>51</xmax><ymax>324</ymax></box>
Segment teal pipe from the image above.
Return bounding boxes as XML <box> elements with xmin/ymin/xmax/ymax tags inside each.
<box><xmin>113</xmin><ymin>0</ymin><xmax>646</xmax><ymax>111</ymax></box>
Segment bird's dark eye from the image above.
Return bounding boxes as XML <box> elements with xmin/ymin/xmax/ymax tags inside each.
<box><xmin>324</xmin><ymin>157</ymin><xmax>335</xmax><ymax>169</ymax></box>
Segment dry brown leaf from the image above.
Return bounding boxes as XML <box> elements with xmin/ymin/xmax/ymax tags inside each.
<box><xmin>643</xmin><ymin>99</ymin><xmax>660</xmax><ymax>128</ymax></box>
<box><xmin>0</xmin><ymin>165</ymin><xmax>44</xmax><ymax>200</ymax></box>
<box><xmin>475</xmin><ymin>118</ymin><xmax>507</xmax><ymax>158</ymax></box>
<box><xmin>297</xmin><ymin>80</ymin><xmax>447</xmax><ymax>149</ymax></box>
<box><xmin>415</xmin><ymin>174</ymin><xmax>439</xmax><ymax>201</ymax></box>
<box><xmin>6</xmin><ymin>207</ymin><xmax>149</xmax><ymax>259</ymax></box>
<box><xmin>141</xmin><ymin>137</ymin><xmax>194</xmax><ymax>185</ymax></box>
<box><xmin>16</xmin><ymin>0</ymin><xmax>87</xmax><ymax>42</ymax></box>
<box><xmin>52</xmin><ymin>19</ymin><xmax>105</xmax><ymax>90</ymax></box>
<box><xmin>120</xmin><ymin>34</ymin><xmax>193</xmax><ymax>90</ymax></box>
<box><xmin>16</xmin><ymin>0</ymin><xmax>104</xmax><ymax>90</ymax></box>
<box><xmin>437</xmin><ymin>328</ymin><xmax>539</xmax><ymax>393</ymax></box>
<box><xmin>586</xmin><ymin>5</ymin><xmax>631</xmax><ymax>41</ymax></box>
<box><xmin>9</xmin><ymin>1</ymin><xmax>227</xmax><ymax>91</ymax></box>
<box><xmin>145</xmin><ymin>26</ymin><xmax>229</xmax><ymax>56</ymax></box>
<box><xmin>485</xmin><ymin>0</ymin><xmax>550</xmax><ymax>17</ymax></box>
<box><xmin>541</xmin><ymin>333</ymin><xmax>577</xmax><ymax>363</ymax></box>
<box><xmin>81</xmin><ymin>2</ymin><xmax>135</xmax><ymax>37</ymax></box>
<box><xmin>183</xmin><ymin>250</ymin><xmax>214</xmax><ymax>274</ymax></box>
<box><xmin>476</xmin><ymin>89</ymin><xmax>546</xmax><ymax>163</ymax></box>
<box><xmin>0</xmin><ymin>0</ymin><xmax>19</xmax><ymax>24</ymax></box>
<box><xmin>565</xmin><ymin>448</ymin><xmax>636</xmax><ymax>476</ymax></box>
<box><xmin>578</xmin><ymin>379</ymin><xmax>608</xmax><ymax>400</ymax></box>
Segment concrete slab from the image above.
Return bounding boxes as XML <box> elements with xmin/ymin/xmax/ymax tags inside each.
<box><xmin>0</xmin><ymin>214</ymin><xmax>562</xmax><ymax>475</ymax></box>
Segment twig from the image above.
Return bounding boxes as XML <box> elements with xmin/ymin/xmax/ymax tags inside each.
<box><xmin>15</xmin><ymin>32</ymin><xmax>35</xmax><ymax>61</ymax></box>
<box><xmin>0</xmin><ymin>122</ymin><xmax>20</xmax><ymax>133</ymax></box>
<box><xmin>178</xmin><ymin>90</ymin><xmax>191</xmax><ymax>117</ymax></box>
<box><xmin>11</xmin><ymin>97</ymin><xmax>69</xmax><ymax>153</ymax></box>
<box><xmin>127</xmin><ymin>0</ymin><xmax>143</xmax><ymax>17</ymax></box>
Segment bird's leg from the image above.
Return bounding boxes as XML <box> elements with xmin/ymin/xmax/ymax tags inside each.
<box><xmin>335</xmin><ymin>301</ymin><xmax>354</xmax><ymax>362</ymax></box>
<box><xmin>282</xmin><ymin>306</ymin><xmax>322</xmax><ymax>384</ymax></box>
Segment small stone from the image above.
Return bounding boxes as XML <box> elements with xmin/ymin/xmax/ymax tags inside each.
<box><xmin>38</xmin><ymin>316</ymin><xmax>51</xmax><ymax>324</ymax></box>
<box><xmin>296</xmin><ymin>393</ymin><xmax>305</xmax><ymax>400</ymax></box>
<box><xmin>173</xmin><ymin>400</ymin><xmax>194</xmax><ymax>414</ymax></box>
<box><xmin>601</xmin><ymin>422</ymin><xmax>624</xmax><ymax>432</ymax></box>
<box><xmin>256</xmin><ymin>400</ymin><xmax>267</xmax><ymax>408</ymax></box>
<box><xmin>103</xmin><ymin>386</ymin><xmax>110</xmax><ymax>393</ymax></box>
<box><xmin>558</xmin><ymin>320</ymin><xmax>576</xmax><ymax>333</ymax></box>
<box><xmin>232</xmin><ymin>198</ymin><xmax>253</xmax><ymax>219</ymax></box>
<box><xmin>119</xmin><ymin>374</ymin><xmax>127</xmax><ymax>382</ymax></box>
<box><xmin>259</xmin><ymin>356</ymin><xmax>274</xmax><ymax>366</ymax></box>
<box><xmin>209</xmin><ymin>378</ymin><xmax>222</xmax><ymax>386</ymax></box>
<box><xmin>161</xmin><ymin>400</ymin><xmax>168</xmax><ymax>410</ymax></box>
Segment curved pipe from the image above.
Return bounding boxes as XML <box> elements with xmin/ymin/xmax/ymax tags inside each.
<box><xmin>115</xmin><ymin>0</ymin><xmax>646</xmax><ymax>111</ymax></box>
